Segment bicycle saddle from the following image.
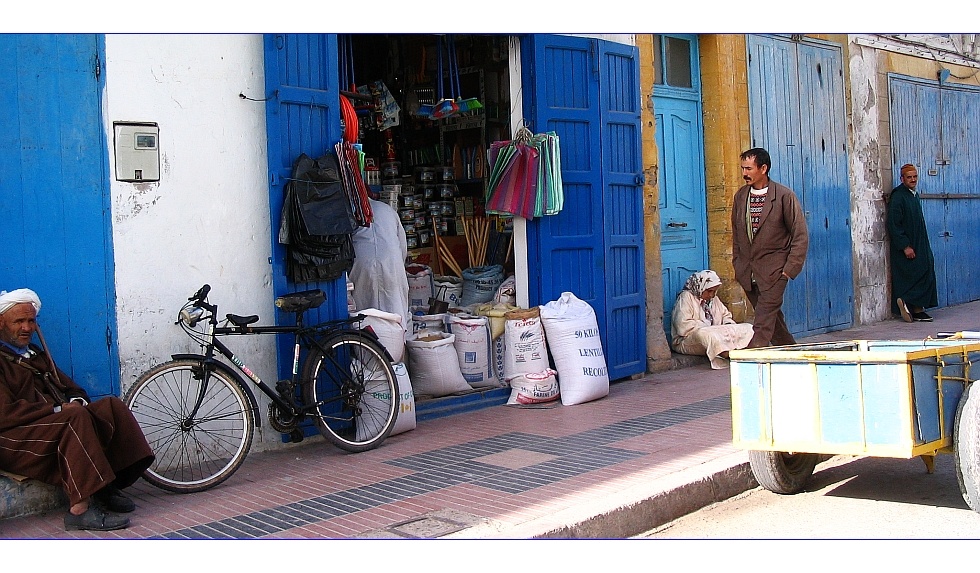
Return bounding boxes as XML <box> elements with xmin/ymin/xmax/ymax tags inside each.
<box><xmin>226</xmin><ymin>314</ymin><xmax>259</xmax><ymax>327</ymax></box>
<box><xmin>275</xmin><ymin>289</ymin><xmax>326</xmax><ymax>314</ymax></box>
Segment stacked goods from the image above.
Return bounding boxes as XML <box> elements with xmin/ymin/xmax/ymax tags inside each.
<box><xmin>473</xmin><ymin>302</ymin><xmax>519</xmax><ymax>385</ymax></box>
<box><xmin>433</xmin><ymin>275</ymin><xmax>464</xmax><ymax>307</ymax></box>
<box><xmin>405</xmin><ymin>332</ymin><xmax>472</xmax><ymax>398</ymax></box>
<box><xmin>502</xmin><ymin>307</ymin><xmax>549</xmax><ymax>381</ymax></box>
<box><xmin>540</xmin><ymin>292</ymin><xmax>609</xmax><ymax>405</ymax></box>
<box><xmin>406</xmin><ymin>264</ymin><xmax>434</xmax><ymax>308</ymax></box>
<box><xmin>410</xmin><ymin>311</ymin><xmax>447</xmax><ymax>337</ymax></box>
<box><xmin>390</xmin><ymin>363</ymin><xmax>416</xmax><ymax>435</ymax></box>
<box><xmin>353</xmin><ymin>309</ymin><xmax>406</xmax><ymax>363</ymax></box>
<box><xmin>461</xmin><ymin>264</ymin><xmax>504</xmax><ymax>306</ymax></box>
<box><xmin>507</xmin><ymin>368</ymin><xmax>559</xmax><ymax>405</ymax></box>
<box><xmin>448</xmin><ymin>314</ymin><xmax>499</xmax><ymax>388</ymax></box>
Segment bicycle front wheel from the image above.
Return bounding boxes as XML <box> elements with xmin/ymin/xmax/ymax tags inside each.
<box><xmin>124</xmin><ymin>359</ymin><xmax>254</xmax><ymax>493</ymax></box>
<box><xmin>302</xmin><ymin>332</ymin><xmax>399</xmax><ymax>452</ymax></box>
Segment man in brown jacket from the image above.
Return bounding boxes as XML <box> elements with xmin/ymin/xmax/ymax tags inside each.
<box><xmin>0</xmin><ymin>288</ymin><xmax>154</xmax><ymax>531</ymax></box>
<box><xmin>731</xmin><ymin>148</ymin><xmax>809</xmax><ymax>348</ymax></box>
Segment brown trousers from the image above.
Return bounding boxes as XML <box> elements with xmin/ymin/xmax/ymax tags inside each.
<box><xmin>0</xmin><ymin>396</ymin><xmax>154</xmax><ymax>505</ymax></box>
<box><xmin>746</xmin><ymin>278</ymin><xmax>796</xmax><ymax>348</ymax></box>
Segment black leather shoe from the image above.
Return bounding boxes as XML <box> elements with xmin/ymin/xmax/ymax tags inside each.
<box><xmin>65</xmin><ymin>505</ymin><xmax>130</xmax><ymax>531</ymax></box>
<box><xmin>94</xmin><ymin>486</ymin><xmax>136</xmax><ymax>513</ymax></box>
<box><xmin>912</xmin><ymin>311</ymin><xmax>933</xmax><ymax>322</ymax></box>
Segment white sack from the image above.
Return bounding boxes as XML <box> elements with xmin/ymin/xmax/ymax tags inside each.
<box><xmin>390</xmin><ymin>362</ymin><xmax>416</xmax><ymax>435</ymax></box>
<box><xmin>448</xmin><ymin>314</ymin><xmax>499</xmax><ymax>388</ymax></box>
<box><xmin>540</xmin><ymin>292</ymin><xmax>609</xmax><ymax>406</ymax></box>
<box><xmin>354</xmin><ymin>308</ymin><xmax>406</xmax><ymax>364</ymax></box>
<box><xmin>507</xmin><ymin>369</ymin><xmax>560</xmax><ymax>405</ymax></box>
<box><xmin>405</xmin><ymin>332</ymin><xmax>472</xmax><ymax>398</ymax></box>
<box><xmin>406</xmin><ymin>264</ymin><xmax>434</xmax><ymax>309</ymax></box>
<box><xmin>503</xmin><ymin>307</ymin><xmax>549</xmax><ymax>381</ymax></box>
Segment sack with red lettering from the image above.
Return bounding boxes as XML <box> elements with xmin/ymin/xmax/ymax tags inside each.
<box><xmin>539</xmin><ymin>292</ymin><xmax>609</xmax><ymax>405</ymax></box>
<box><xmin>507</xmin><ymin>368</ymin><xmax>559</xmax><ymax>405</ymax></box>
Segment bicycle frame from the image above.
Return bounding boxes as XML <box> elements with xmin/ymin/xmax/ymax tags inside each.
<box><xmin>182</xmin><ymin>295</ymin><xmax>366</xmax><ymax>425</ymax></box>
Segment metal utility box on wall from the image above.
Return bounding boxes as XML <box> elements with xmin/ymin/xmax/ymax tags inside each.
<box><xmin>113</xmin><ymin>122</ymin><xmax>160</xmax><ymax>182</ymax></box>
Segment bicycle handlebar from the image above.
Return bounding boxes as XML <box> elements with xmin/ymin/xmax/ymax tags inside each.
<box><xmin>190</xmin><ymin>284</ymin><xmax>211</xmax><ymax>303</ymax></box>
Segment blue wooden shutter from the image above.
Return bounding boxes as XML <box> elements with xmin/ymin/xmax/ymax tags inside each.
<box><xmin>523</xmin><ymin>34</ymin><xmax>646</xmax><ymax>380</ymax></box>
<box><xmin>748</xmin><ymin>35</ymin><xmax>854</xmax><ymax>336</ymax></box>
<box><xmin>263</xmin><ymin>34</ymin><xmax>345</xmax><ymax>324</ymax></box>
<box><xmin>0</xmin><ymin>34</ymin><xmax>118</xmax><ymax>397</ymax></box>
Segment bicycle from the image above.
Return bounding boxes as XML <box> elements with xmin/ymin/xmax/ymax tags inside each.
<box><xmin>123</xmin><ymin>284</ymin><xmax>399</xmax><ymax>493</ymax></box>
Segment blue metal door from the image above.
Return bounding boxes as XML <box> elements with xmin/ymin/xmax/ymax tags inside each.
<box><xmin>747</xmin><ymin>34</ymin><xmax>854</xmax><ymax>336</ymax></box>
<box><xmin>0</xmin><ymin>34</ymin><xmax>118</xmax><ymax>398</ymax></box>
<box><xmin>653</xmin><ymin>35</ymin><xmax>708</xmax><ymax>338</ymax></box>
<box><xmin>523</xmin><ymin>35</ymin><xmax>646</xmax><ymax>380</ymax></box>
<box><xmin>889</xmin><ymin>75</ymin><xmax>980</xmax><ymax>307</ymax></box>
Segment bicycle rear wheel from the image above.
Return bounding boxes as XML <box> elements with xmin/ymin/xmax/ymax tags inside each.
<box><xmin>302</xmin><ymin>331</ymin><xmax>399</xmax><ymax>452</ymax></box>
<box><xmin>124</xmin><ymin>359</ymin><xmax>254</xmax><ymax>493</ymax></box>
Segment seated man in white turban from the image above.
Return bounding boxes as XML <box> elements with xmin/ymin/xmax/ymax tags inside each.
<box><xmin>0</xmin><ymin>288</ymin><xmax>154</xmax><ymax>531</ymax></box>
<box><xmin>670</xmin><ymin>270</ymin><xmax>755</xmax><ymax>369</ymax></box>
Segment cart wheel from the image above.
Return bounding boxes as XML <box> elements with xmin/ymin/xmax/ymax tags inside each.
<box><xmin>954</xmin><ymin>382</ymin><xmax>980</xmax><ymax>512</ymax></box>
<box><xmin>749</xmin><ymin>450</ymin><xmax>819</xmax><ymax>494</ymax></box>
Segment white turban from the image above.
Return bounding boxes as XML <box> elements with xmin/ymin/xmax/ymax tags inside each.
<box><xmin>0</xmin><ymin>289</ymin><xmax>42</xmax><ymax>315</ymax></box>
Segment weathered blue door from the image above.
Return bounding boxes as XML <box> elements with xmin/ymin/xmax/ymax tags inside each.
<box><xmin>263</xmin><ymin>33</ymin><xmax>344</xmax><ymax>324</ymax></box>
<box><xmin>747</xmin><ymin>34</ymin><xmax>853</xmax><ymax>336</ymax></box>
<box><xmin>0</xmin><ymin>34</ymin><xmax>118</xmax><ymax>398</ymax></box>
<box><xmin>652</xmin><ymin>34</ymin><xmax>708</xmax><ymax>337</ymax></box>
<box><xmin>522</xmin><ymin>35</ymin><xmax>646</xmax><ymax>380</ymax></box>
<box><xmin>889</xmin><ymin>74</ymin><xmax>980</xmax><ymax>307</ymax></box>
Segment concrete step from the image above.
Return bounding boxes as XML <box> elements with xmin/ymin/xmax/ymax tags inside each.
<box><xmin>1</xmin><ymin>471</ymin><xmax>66</xmax><ymax>519</ymax></box>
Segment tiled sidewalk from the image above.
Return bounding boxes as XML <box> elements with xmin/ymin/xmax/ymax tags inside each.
<box><xmin>2</xmin><ymin>300</ymin><xmax>977</xmax><ymax>539</ymax></box>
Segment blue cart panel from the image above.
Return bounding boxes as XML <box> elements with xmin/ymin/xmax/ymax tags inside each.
<box><xmin>730</xmin><ymin>339</ymin><xmax>980</xmax><ymax>458</ymax></box>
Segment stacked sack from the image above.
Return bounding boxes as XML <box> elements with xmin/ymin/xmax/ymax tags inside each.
<box><xmin>502</xmin><ymin>307</ymin><xmax>559</xmax><ymax>405</ymax></box>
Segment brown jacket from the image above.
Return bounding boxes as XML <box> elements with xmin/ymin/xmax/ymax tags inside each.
<box><xmin>731</xmin><ymin>180</ymin><xmax>809</xmax><ymax>292</ymax></box>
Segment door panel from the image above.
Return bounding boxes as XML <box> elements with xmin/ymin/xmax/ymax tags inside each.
<box><xmin>523</xmin><ymin>34</ymin><xmax>646</xmax><ymax>380</ymax></box>
<box><xmin>890</xmin><ymin>75</ymin><xmax>980</xmax><ymax>307</ymax></box>
<box><xmin>655</xmin><ymin>97</ymin><xmax>707</xmax><ymax>337</ymax></box>
<box><xmin>747</xmin><ymin>35</ymin><xmax>854</xmax><ymax>336</ymax></box>
<box><xmin>0</xmin><ymin>34</ymin><xmax>118</xmax><ymax>398</ymax></box>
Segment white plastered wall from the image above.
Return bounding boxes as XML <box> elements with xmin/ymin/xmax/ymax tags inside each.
<box><xmin>103</xmin><ymin>34</ymin><xmax>282</xmax><ymax>449</ymax></box>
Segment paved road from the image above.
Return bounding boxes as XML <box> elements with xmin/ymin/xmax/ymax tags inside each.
<box><xmin>643</xmin><ymin>453</ymin><xmax>980</xmax><ymax>538</ymax></box>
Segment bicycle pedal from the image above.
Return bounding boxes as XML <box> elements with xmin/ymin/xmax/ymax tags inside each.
<box><xmin>289</xmin><ymin>429</ymin><xmax>304</xmax><ymax>443</ymax></box>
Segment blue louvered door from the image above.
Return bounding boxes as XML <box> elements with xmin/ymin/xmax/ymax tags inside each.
<box><xmin>0</xmin><ymin>34</ymin><xmax>118</xmax><ymax>397</ymax></box>
<box><xmin>747</xmin><ymin>34</ymin><xmax>853</xmax><ymax>336</ymax></box>
<box><xmin>523</xmin><ymin>34</ymin><xmax>646</xmax><ymax>380</ymax></box>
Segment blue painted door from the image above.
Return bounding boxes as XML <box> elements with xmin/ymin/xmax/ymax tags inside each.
<box><xmin>263</xmin><ymin>33</ymin><xmax>345</xmax><ymax>325</ymax></box>
<box><xmin>889</xmin><ymin>75</ymin><xmax>980</xmax><ymax>307</ymax></box>
<box><xmin>747</xmin><ymin>34</ymin><xmax>853</xmax><ymax>336</ymax></box>
<box><xmin>523</xmin><ymin>35</ymin><xmax>646</xmax><ymax>380</ymax></box>
<box><xmin>653</xmin><ymin>35</ymin><xmax>708</xmax><ymax>338</ymax></box>
<box><xmin>0</xmin><ymin>34</ymin><xmax>118</xmax><ymax>398</ymax></box>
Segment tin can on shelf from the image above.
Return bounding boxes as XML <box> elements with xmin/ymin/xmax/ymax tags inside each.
<box><xmin>438</xmin><ymin>166</ymin><xmax>454</xmax><ymax>182</ymax></box>
<box><xmin>399</xmin><ymin>208</ymin><xmax>415</xmax><ymax>222</ymax></box>
<box><xmin>438</xmin><ymin>184</ymin><xmax>456</xmax><ymax>199</ymax></box>
<box><xmin>418</xmin><ymin>230</ymin><xmax>432</xmax><ymax>246</ymax></box>
<box><xmin>406</xmin><ymin>234</ymin><xmax>418</xmax><ymax>249</ymax></box>
<box><xmin>438</xmin><ymin>201</ymin><xmax>455</xmax><ymax>217</ymax></box>
<box><xmin>412</xmin><ymin>195</ymin><xmax>424</xmax><ymax>209</ymax></box>
<box><xmin>381</xmin><ymin>161</ymin><xmax>401</xmax><ymax>180</ymax></box>
<box><xmin>399</xmin><ymin>194</ymin><xmax>416</xmax><ymax>209</ymax></box>
<box><xmin>416</xmin><ymin>167</ymin><xmax>436</xmax><ymax>183</ymax></box>
<box><xmin>420</xmin><ymin>185</ymin><xmax>436</xmax><ymax>201</ymax></box>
